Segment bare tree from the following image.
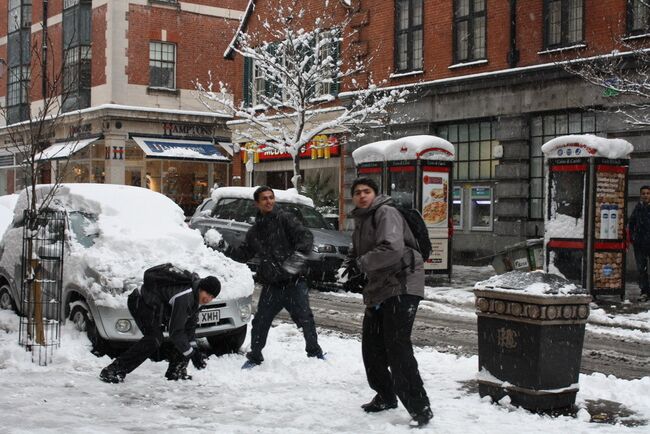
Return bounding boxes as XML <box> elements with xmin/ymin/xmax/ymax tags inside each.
<box><xmin>0</xmin><ymin>20</ymin><xmax>83</xmax><ymax>350</ymax></box>
<box><xmin>195</xmin><ymin>0</ymin><xmax>407</xmax><ymax>190</ymax></box>
<box><xmin>561</xmin><ymin>41</ymin><xmax>650</xmax><ymax>127</ymax></box>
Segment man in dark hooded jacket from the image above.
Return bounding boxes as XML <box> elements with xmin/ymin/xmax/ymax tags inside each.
<box><xmin>343</xmin><ymin>177</ymin><xmax>432</xmax><ymax>428</ymax></box>
<box><xmin>227</xmin><ymin>186</ymin><xmax>324</xmax><ymax>368</ymax></box>
<box><xmin>629</xmin><ymin>185</ymin><xmax>650</xmax><ymax>302</ymax></box>
<box><xmin>99</xmin><ymin>265</ymin><xmax>221</xmax><ymax>383</ymax></box>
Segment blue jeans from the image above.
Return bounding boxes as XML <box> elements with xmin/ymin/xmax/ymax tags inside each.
<box><xmin>634</xmin><ymin>245</ymin><xmax>650</xmax><ymax>293</ymax></box>
<box><xmin>247</xmin><ymin>278</ymin><xmax>322</xmax><ymax>362</ymax></box>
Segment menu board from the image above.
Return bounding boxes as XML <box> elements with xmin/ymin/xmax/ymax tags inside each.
<box><xmin>421</xmin><ymin>171</ymin><xmax>449</xmax><ymax>228</ymax></box>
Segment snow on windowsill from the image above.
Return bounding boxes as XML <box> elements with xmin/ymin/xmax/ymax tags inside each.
<box><xmin>622</xmin><ymin>32</ymin><xmax>650</xmax><ymax>41</ymax></box>
<box><xmin>537</xmin><ymin>43</ymin><xmax>587</xmax><ymax>55</ymax></box>
<box><xmin>389</xmin><ymin>70</ymin><xmax>424</xmax><ymax>79</ymax></box>
<box><xmin>448</xmin><ymin>59</ymin><xmax>488</xmax><ymax>69</ymax></box>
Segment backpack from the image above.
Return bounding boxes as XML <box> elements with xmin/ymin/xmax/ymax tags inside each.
<box><xmin>142</xmin><ymin>263</ymin><xmax>194</xmax><ymax>292</ymax></box>
<box><xmin>373</xmin><ymin>205</ymin><xmax>432</xmax><ymax>261</ymax></box>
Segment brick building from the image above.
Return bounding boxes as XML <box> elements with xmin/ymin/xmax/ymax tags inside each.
<box><xmin>228</xmin><ymin>0</ymin><xmax>650</xmax><ymax>263</ymax></box>
<box><xmin>0</xmin><ymin>0</ymin><xmax>247</xmax><ymax>215</ymax></box>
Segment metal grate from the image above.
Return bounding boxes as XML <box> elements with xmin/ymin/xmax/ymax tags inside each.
<box><xmin>18</xmin><ymin>209</ymin><xmax>66</xmax><ymax>366</ymax></box>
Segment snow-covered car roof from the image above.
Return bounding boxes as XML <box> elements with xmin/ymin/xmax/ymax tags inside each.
<box><xmin>7</xmin><ymin>184</ymin><xmax>253</xmax><ymax>308</ymax></box>
<box><xmin>211</xmin><ymin>186</ymin><xmax>315</xmax><ymax>207</ymax></box>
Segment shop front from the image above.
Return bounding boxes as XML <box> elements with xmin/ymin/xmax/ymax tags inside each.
<box><xmin>2</xmin><ymin>106</ymin><xmax>236</xmax><ymax>216</ymax></box>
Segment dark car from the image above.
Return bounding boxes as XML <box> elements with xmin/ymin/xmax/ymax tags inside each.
<box><xmin>189</xmin><ymin>187</ymin><xmax>351</xmax><ymax>288</ymax></box>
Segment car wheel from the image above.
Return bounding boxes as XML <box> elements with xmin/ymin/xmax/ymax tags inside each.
<box><xmin>207</xmin><ymin>325</ymin><xmax>247</xmax><ymax>356</ymax></box>
<box><xmin>69</xmin><ymin>304</ymin><xmax>111</xmax><ymax>357</ymax></box>
<box><xmin>0</xmin><ymin>284</ymin><xmax>17</xmax><ymax>313</ymax></box>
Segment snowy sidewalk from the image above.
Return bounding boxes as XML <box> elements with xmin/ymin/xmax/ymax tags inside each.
<box><xmin>0</xmin><ymin>310</ymin><xmax>648</xmax><ymax>433</ymax></box>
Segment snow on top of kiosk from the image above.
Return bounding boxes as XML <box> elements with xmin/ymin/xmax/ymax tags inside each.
<box><xmin>352</xmin><ymin>135</ymin><xmax>455</xmax><ymax>164</ymax></box>
<box><xmin>541</xmin><ymin>134</ymin><xmax>633</xmax><ymax>159</ymax></box>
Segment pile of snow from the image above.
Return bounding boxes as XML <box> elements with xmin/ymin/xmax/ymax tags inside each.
<box><xmin>211</xmin><ymin>186</ymin><xmax>314</xmax><ymax>207</ymax></box>
<box><xmin>1</xmin><ymin>184</ymin><xmax>253</xmax><ymax>309</ymax></box>
<box><xmin>203</xmin><ymin>228</ymin><xmax>223</xmax><ymax>248</ymax></box>
<box><xmin>475</xmin><ymin>271</ymin><xmax>585</xmax><ymax>296</ymax></box>
<box><xmin>0</xmin><ymin>193</ymin><xmax>18</xmax><ymax>236</ymax></box>
<box><xmin>352</xmin><ymin>135</ymin><xmax>455</xmax><ymax>164</ymax></box>
<box><xmin>0</xmin><ymin>311</ymin><xmax>648</xmax><ymax>433</ymax></box>
<box><xmin>546</xmin><ymin>212</ymin><xmax>585</xmax><ymax>239</ymax></box>
<box><xmin>541</xmin><ymin>135</ymin><xmax>633</xmax><ymax>159</ymax></box>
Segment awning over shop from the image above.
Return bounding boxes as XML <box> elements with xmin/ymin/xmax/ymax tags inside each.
<box><xmin>35</xmin><ymin>137</ymin><xmax>101</xmax><ymax>161</ymax></box>
<box><xmin>132</xmin><ymin>137</ymin><xmax>229</xmax><ymax>161</ymax></box>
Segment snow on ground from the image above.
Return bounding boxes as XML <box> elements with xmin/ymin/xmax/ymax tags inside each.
<box><xmin>0</xmin><ymin>310</ymin><xmax>647</xmax><ymax>433</ymax></box>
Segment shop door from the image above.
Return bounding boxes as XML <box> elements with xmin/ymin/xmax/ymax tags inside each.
<box><xmin>125</xmin><ymin>167</ymin><xmax>143</xmax><ymax>187</ymax></box>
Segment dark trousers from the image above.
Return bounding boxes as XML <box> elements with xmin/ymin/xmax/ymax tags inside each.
<box><xmin>115</xmin><ymin>291</ymin><xmax>168</xmax><ymax>373</ymax></box>
<box><xmin>247</xmin><ymin>278</ymin><xmax>322</xmax><ymax>362</ymax></box>
<box><xmin>362</xmin><ymin>294</ymin><xmax>430</xmax><ymax>415</ymax></box>
<box><xmin>634</xmin><ymin>245</ymin><xmax>650</xmax><ymax>293</ymax></box>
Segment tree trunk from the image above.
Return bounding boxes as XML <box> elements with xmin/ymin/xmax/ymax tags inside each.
<box><xmin>292</xmin><ymin>154</ymin><xmax>302</xmax><ymax>191</ymax></box>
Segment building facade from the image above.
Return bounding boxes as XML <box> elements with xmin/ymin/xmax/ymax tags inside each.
<box><xmin>228</xmin><ymin>0</ymin><xmax>650</xmax><ymax>263</ymax></box>
<box><xmin>0</xmin><ymin>0</ymin><xmax>247</xmax><ymax>215</ymax></box>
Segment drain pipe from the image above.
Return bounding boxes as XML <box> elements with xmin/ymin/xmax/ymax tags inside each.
<box><xmin>507</xmin><ymin>0</ymin><xmax>519</xmax><ymax>68</ymax></box>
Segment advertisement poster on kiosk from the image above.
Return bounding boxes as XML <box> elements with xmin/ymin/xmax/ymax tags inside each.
<box><xmin>421</xmin><ymin>167</ymin><xmax>450</xmax><ymax>271</ymax></box>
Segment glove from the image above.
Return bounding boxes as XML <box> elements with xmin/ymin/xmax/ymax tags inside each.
<box><xmin>282</xmin><ymin>251</ymin><xmax>308</xmax><ymax>275</ymax></box>
<box><xmin>340</xmin><ymin>261</ymin><xmax>360</xmax><ymax>281</ymax></box>
<box><xmin>190</xmin><ymin>349</ymin><xmax>208</xmax><ymax>370</ymax></box>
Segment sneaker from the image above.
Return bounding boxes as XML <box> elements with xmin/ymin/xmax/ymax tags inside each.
<box><xmin>361</xmin><ymin>394</ymin><xmax>398</xmax><ymax>413</ymax></box>
<box><xmin>409</xmin><ymin>407</ymin><xmax>433</xmax><ymax>428</ymax></box>
<box><xmin>241</xmin><ymin>359</ymin><xmax>261</xmax><ymax>370</ymax></box>
<box><xmin>99</xmin><ymin>363</ymin><xmax>126</xmax><ymax>384</ymax></box>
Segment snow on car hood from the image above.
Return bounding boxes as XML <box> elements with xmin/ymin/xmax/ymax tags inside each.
<box><xmin>9</xmin><ymin>184</ymin><xmax>254</xmax><ymax>308</ymax></box>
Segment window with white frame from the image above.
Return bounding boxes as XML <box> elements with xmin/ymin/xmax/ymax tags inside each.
<box><xmin>395</xmin><ymin>0</ymin><xmax>423</xmax><ymax>72</ymax></box>
<box><xmin>544</xmin><ymin>0</ymin><xmax>583</xmax><ymax>48</ymax></box>
<box><xmin>315</xmin><ymin>29</ymin><xmax>340</xmax><ymax>97</ymax></box>
<box><xmin>454</xmin><ymin>0</ymin><xmax>486</xmax><ymax>63</ymax></box>
<box><xmin>627</xmin><ymin>0</ymin><xmax>650</xmax><ymax>35</ymax></box>
<box><xmin>6</xmin><ymin>0</ymin><xmax>31</xmax><ymax>123</ymax></box>
<box><xmin>149</xmin><ymin>41</ymin><xmax>176</xmax><ymax>89</ymax></box>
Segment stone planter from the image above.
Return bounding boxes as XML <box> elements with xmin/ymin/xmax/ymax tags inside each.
<box><xmin>474</xmin><ymin>271</ymin><xmax>591</xmax><ymax>411</ymax></box>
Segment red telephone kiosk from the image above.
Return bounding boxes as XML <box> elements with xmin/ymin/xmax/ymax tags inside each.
<box><xmin>352</xmin><ymin>136</ymin><xmax>455</xmax><ymax>277</ymax></box>
<box><xmin>542</xmin><ymin>135</ymin><xmax>633</xmax><ymax>299</ymax></box>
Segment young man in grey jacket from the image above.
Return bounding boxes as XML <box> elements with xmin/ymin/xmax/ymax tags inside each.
<box><xmin>343</xmin><ymin>177</ymin><xmax>432</xmax><ymax>428</ymax></box>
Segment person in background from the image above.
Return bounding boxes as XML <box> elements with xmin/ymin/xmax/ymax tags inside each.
<box><xmin>99</xmin><ymin>265</ymin><xmax>221</xmax><ymax>383</ymax></box>
<box><xmin>629</xmin><ymin>185</ymin><xmax>650</xmax><ymax>302</ymax></box>
<box><xmin>343</xmin><ymin>177</ymin><xmax>433</xmax><ymax>428</ymax></box>
<box><xmin>226</xmin><ymin>186</ymin><xmax>324</xmax><ymax>368</ymax></box>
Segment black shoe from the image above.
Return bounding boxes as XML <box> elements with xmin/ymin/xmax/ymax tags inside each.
<box><xmin>409</xmin><ymin>407</ymin><xmax>433</xmax><ymax>428</ymax></box>
<box><xmin>361</xmin><ymin>394</ymin><xmax>398</xmax><ymax>413</ymax></box>
<box><xmin>165</xmin><ymin>359</ymin><xmax>192</xmax><ymax>381</ymax></box>
<box><xmin>99</xmin><ymin>362</ymin><xmax>126</xmax><ymax>384</ymax></box>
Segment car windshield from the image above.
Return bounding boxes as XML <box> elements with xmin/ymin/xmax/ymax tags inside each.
<box><xmin>68</xmin><ymin>211</ymin><xmax>99</xmax><ymax>248</ymax></box>
<box><xmin>212</xmin><ymin>198</ymin><xmax>330</xmax><ymax>229</ymax></box>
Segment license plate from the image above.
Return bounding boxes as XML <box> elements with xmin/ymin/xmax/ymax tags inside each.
<box><xmin>199</xmin><ymin>309</ymin><xmax>220</xmax><ymax>325</ymax></box>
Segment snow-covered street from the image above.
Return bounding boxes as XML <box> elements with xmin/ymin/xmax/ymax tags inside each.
<box><xmin>0</xmin><ymin>308</ymin><xmax>648</xmax><ymax>433</ymax></box>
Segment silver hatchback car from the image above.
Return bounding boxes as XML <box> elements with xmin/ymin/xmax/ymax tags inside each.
<box><xmin>189</xmin><ymin>187</ymin><xmax>351</xmax><ymax>289</ymax></box>
<box><xmin>0</xmin><ymin>184</ymin><xmax>254</xmax><ymax>356</ymax></box>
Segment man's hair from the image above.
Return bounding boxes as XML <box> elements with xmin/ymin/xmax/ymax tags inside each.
<box><xmin>198</xmin><ymin>276</ymin><xmax>221</xmax><ymax>297</ymax></box>
<box><xmin>351</xmin><ymin>177</ymin><xmax>379</xmax><ymax>196</ymax></box>
<box><xmin>254</xmin><ymin>185</ymin><xmax>274</xmax><ymax>202</ymax></box>
<box><xmin>641</xmin><ymin>185</ymin><xmax>650</xmax><ymax>192</ymax></box>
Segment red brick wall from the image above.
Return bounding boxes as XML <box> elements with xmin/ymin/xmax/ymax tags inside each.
<box><xmin>127</xmin><ymin>4</ymin><xmax>243</xmax><ymax>91</ymax></box>
<box><xmin>92</xmin><ymin>4</ymin><xmax>107</xmax><ymax>88</ymax></box>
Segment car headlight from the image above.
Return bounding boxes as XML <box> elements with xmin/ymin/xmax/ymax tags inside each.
<box><xmin>239</xmin><ymin>302</ymin><xmax>252</xmax><ymax>322</ymax></box>
<box><xmin>313</xmin><ymin>244</ymin><xmax>336</xmax><ymax>253</ymax></box>
<box><xmin>115</xmin><ymin>319</ymin><xmax>132</xmax><ymax>333</ymax></box>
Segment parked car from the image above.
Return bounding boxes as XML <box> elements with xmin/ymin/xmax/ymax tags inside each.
<box><xmin>0</xmin><ymin>184</ymin><xmax>254</xmax><ymax>356</ymax></box>
<box><xmin>189</xmin><ymin>187</ymin><xmax>351</xmax><ymax>288</ymax></box>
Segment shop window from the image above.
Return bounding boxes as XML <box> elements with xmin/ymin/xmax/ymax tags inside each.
<box><xmin>395</xmin><ymin>0</ymin><xmax>423</xmax><ymax>72</ymax></box>
<box><xmin>627</xmin><ymin>0</ymin><xmax>650</xmax><ymax>35</ymax></box>
<box><xmin>452</xmin><ymin>186</ymin><xmax>463</xmax><ymax>229</ymax></box>
<box><xmin>544</xmin><ymin>0</ymin><xmax>583</xmax><ymax>49</ymax></box>
<box><xmin>437</xmin><ymin>120</ymin><xmax>498</xmax><ymax>181</ymax></box>
<box><xmin>62</xmin><ymin>0</ymin><xmax>92</xmax><ymax>112</ymax></box>
<box><xmin>149</xmin><ymin>41</ymin><xmax>176</xmax><ymax>89</ymax></box>
<box><xmin>470</xmin><ymin>186</ymin><xmax>492</xmax><ymax>231</ymax></box>
<box><xmin>453</xmin><ymin>0</ymin><xmax>486</xmax><ymax>63</ymax></box>
<box><xmin>529</xmin><ymin>112</ymin><xmax>600</xmax><ymax>219</ymax></box>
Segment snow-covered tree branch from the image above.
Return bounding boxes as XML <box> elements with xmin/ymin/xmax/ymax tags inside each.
<box><xmin>195</xmin><ymin>0</ymin><xmax>407</xmax><ymax>189</ymax></box>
